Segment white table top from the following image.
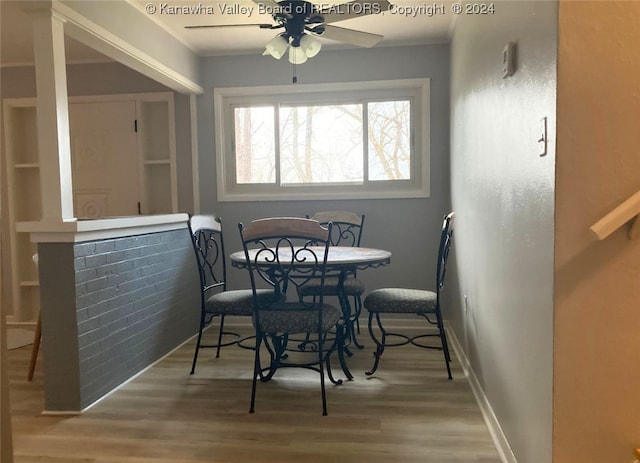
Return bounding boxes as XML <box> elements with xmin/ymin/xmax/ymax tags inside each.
<box><xmin>230</xmin><ymin>246</ymin><xmax>391</xmax><ymax>269</ymax></box>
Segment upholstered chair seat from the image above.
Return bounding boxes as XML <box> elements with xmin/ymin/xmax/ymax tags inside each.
<box><xmin>206</xmin><ymin>289</ymin><xmax>274</xmax><ymax>316</ymax></box>
<box><xmin>364</xmin><ymin>288</ymin><xmax>437</xmax><ymax>314</ymax></box>
<box><xmin>254</xmin><ymin>303</ymin><xmax>342</xmax><ymax>334</ymax></box>
<box><xmin>299</xmin><ymin>276</ymin><xmax>365</xmax><ymax>297</ymax></box>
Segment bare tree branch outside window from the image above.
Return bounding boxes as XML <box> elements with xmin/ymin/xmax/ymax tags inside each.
<box><xmin>368</xmin><ymin>100</ymin><xmax>411</xmax><ymax>181</ymax></box>
<box><xmin>234</xmin><ymin>106</ymin><xmax>275</xmax><ymax>184</ymax></box>
<box><xmin>234</xmin><ymin>100</ymin><xmax>410</xmax><ymax>185</ymax></box>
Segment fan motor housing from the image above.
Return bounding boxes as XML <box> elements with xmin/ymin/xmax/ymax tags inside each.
<box><xmin>272</xmin><ymin>0</ymin><xmax>320</xmax><ymax>45</ymax></box>
<box><xmin>272</xmin><ymin>0</ymin><xmax>319</xmax><ymax>22</ymax></box>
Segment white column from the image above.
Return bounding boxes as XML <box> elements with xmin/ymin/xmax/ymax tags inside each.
<box><xmin>190</xmin><ymin>94</ymin><xmax>200</xmax><ymax>213</ymax></box>
<box><xmin>32</xmin><ymin>10</ymin><xmax>75</xmax><ymax>222</ymax></box>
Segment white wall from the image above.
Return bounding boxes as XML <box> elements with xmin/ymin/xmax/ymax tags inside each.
<box><xmin>449</xmin><ymin>2</ymin><xmax>557</xmax><ymax>462</ymax></box>
<box><xmin>196</xmin><ymin>44</ymin><xmax>453</xmax><ymax>294</ymax></box>
<box><xmin>60</xmin><ymin>0</ymin><xmax>201</xmax><ymax>92</ymax></box>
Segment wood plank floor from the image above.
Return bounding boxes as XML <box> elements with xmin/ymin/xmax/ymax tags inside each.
<box><xmin>8</xmin><ymin>323</ymin><xmax>502</xmax><ymax>463</ymax></box>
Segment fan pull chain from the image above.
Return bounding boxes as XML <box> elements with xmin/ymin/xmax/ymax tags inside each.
<box><xmin>292</xmin><ymin>60</ymin><xmax>298</xmax><ymax>84</ymax></box>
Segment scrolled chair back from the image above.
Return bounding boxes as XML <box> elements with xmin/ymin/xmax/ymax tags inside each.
<box><xmin>188</xmin><ymin>214</ymin><xmax>226</xmax><ymax>295</ymax></box>
<box><xmin>238</xmin><ymin>217</ymin><xmax>343</xmax><ymax>416</ymax></box>
<box><xmin>309</xmin><ymin>211</ymin><xmax>364</xmax><ymax>247</ymax></box>
<box><xmin>436</xmin><ymin>212</ymin><xmax>455</xmax><ymax>293</ymax></box>
<box><xmin>238</xmin><ymin>217</ymin><xmax>334</xmax><ymax>304</ymax></box>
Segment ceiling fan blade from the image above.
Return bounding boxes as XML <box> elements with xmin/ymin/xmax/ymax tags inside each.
<box><xmin>317</xmin><ymin>25</ymin><xmax>383</xmax><ymax>48</ymax></box>
<box><xmin>185</xmin><ymin>23</ymin><xmax>275</xmax><ymax>30</ymax></box>
<box><xmin>319</xmin><ymin>0</ymin><xmax>391</xmax><ymax>24</ymax></box>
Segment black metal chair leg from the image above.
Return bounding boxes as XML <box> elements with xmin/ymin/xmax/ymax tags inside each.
<box><xmin>338</xmin><ymin>288</ymin><xmax>364</xmax><ymax>353</ymax></box>
<box><xmin>325</xmin><ymin>354</ymin><xmax>343</xmax><ymax>385</ymax></box>
<box><xmin>335</xmin><ymin>324</ymin><xmax>354</xmax><ymax>380</ymax></box>
<box><xmin>441</xmin><ymin>338</ymin><xmax>452</xmax><ymax>380</ymax></box>
<box><xmin>442</xmin><ymin>327</ymin><xmax>452</xmax><ymax>363</ymax></box>
<box><xmin>258</xmin><ymin>335</ymin><xmax>282</xmax><ymax>382</ymax></box>
<box><xmin>433</xmin><ymin>307</ymin><xmax>452</xmax><ymax>379</ymax></box>
<box><xmin>318</xmin><ymin>343</ymin><xmax>329</xmax><ymax>416</ymax></box>
<box><xmin>250</xmin><ymin>335</ymin><xmax>263</xmax><ymax>413</ymax></box>
<box><xmin>324</xmin><ymin>331</ymin><xmax>343</xmax><ymax>385</ymax></box>
<box><xmin>365</xmin><ymin>312</ymin><xmax>386</xmax><ymax>376</ymax></box>
<box><xmin>349</xmin><ymin>295</ymin><xmax>364</xmax><ymax>349</ymax></box>
<box><xmin>442</xmin><ymin>324</ymin><xmax>452</xmax><ymax>363</ymax></box>
<box><xmin>353</xmin><ymin>294</ymin><xmax>363</xmax><ymax>334</ymax></box>
<box><xmin>190</xmin><ymin>314</ymin><xmax>206</xmax><ymax>374</ymax></box>
<box><xmin>215</xmin><ymin>315</ymin><xmax>226</xmax><ymax>358</ymax></box>
<box><xmin>440</xmin><ymin>332</ymin><xmax>452</xmax><ymax>380</ymax></box>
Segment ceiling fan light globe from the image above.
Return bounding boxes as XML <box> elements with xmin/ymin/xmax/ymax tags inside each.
<box><xmin>300</xmin><ymin>34</ymin><xmax>321</xmax><ymax>58</ymax></box>
<box><xmin>265</xmin><ymin>35</ymin><xmax>288</xmax><ymax>59</ymax></box>
<box><xmin>288</xmin><ymin>46</ymin><xmax>308</xmax><ymax>64</ymax></box>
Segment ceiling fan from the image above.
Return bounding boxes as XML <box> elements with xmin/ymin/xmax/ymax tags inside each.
<box><xmin>185</xmin><ymin>0</ymin><xmax>392</xmax><ymax>65</ymax></box>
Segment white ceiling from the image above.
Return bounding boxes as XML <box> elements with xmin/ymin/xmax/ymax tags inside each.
<box><xmin>0</xmin><ymin>0</ymin><xmax>454</xmax><ymax>66</ymax></box>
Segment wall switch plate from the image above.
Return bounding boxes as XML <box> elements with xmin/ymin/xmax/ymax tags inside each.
<box><xmin>502</xmin><ymin>42</ymin><xmax>516</xmax><ymax>78</ymax></box>
<box><xmin>538</xmin><ymin>116</ymin><xmax>548</xmax><ymax>156</ymax></box>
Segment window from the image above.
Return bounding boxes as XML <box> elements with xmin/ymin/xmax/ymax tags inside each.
<box><xmin>214</xmin><ymin>79</ymin><xmax>430</xmax><ymax>201</ymax></box>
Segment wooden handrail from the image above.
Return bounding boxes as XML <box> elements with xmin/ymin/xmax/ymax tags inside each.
<box><xmin>590</xmin><ymin>190</ymin><xmax>640</xmax><ymax>240</ymax></box>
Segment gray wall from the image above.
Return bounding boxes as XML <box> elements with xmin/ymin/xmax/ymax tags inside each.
<box><xmin>197</xmin><ymin>44</ymin><xmax>452</xmax><ymax>296</ymax></box>
<box><xmin>449</xmin><ymin>2</ymin><xmax>557</xmax><ymax>462</ymax></box>
<box><xmin>39</xmin><ymin>227</ymin><xmax>199</xmax><ymax>411</ymax></box>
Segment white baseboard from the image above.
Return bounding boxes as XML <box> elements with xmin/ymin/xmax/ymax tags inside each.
<box><xmin>445</xmin><ymin>322</ymin><xmax>517</xmax><ymax>463</ymax></box>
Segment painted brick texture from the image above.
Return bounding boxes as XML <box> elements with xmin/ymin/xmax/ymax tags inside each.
<box><xmin>74</xmin><ymin>228</ymin><xmax>200</xmax><ymax>409</ymax></box>
<box><xmin>40</xmin><ymin>227</ymin><xmax>200</xmax><ymax>411</ymax></box>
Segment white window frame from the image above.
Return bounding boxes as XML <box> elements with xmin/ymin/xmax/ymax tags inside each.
<box><xmin>213</xmin><ymin>78</ymin><xmax>430</xmax><ymax>202</ymax></box>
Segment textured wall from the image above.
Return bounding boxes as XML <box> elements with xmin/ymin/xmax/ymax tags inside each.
<box><xmin>449</xmin><ymin>2</ymin><xmax>557</xmax><ymax>462</ymax></box>
<box><xmin>39</xmin><ymin>227</ymin><xmax>199</xmax><ymax>411</ymax></box>
<box><xmin>554</xmin><ymin>2</ymin><xmax>640</xmax><ymax>462</ymax></box>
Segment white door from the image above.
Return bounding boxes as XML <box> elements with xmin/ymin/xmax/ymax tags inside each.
<box><xmin>69</xmin><ymin>101</ymin><xmax>139</xmax><ymax>218</ymax></box>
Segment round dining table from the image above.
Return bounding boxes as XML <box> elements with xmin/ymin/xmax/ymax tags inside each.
<box><xmin>229</xmin><ymin>246</ymin><xmax>392</xmax><ymax>379</ymax></box>
<box><xmin>230</xmin><ymin>246</ymin><xmax>391</xmax><ymax>271</ymax></box>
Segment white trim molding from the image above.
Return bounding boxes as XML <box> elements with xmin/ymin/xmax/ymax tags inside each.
<box><xmin>213</xmin><ymin>78</ymin><xmax>431</xmax><ymax>202</ymax></box>
<box><xmin>445</xmin><ymin>322</ymin><xmax>517</xmax><ymax>463</ymax></box>
<box><xmin>51</xmin><ymin>0</ymin><xmax>203</xmax><ymax>95</ymax></box>
<box><xmin>17</xmin><ymin>213</ymin><xmax>189</xmax><ymax>243</ymax></box>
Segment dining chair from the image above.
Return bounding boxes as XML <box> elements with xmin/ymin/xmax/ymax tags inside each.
<box><xmin>238</xmin><ymin>217</ymin><xmax>343</xmax><ymax>416</ymax></box>
<box><xmin>300</xmin><ymin>211</ymin><xmax>366</xmax><ymax>348</ymax></box>
<box><xmin>188</xmin><ymin>214</ymin><xmax>274</xmax><ymax>374</ymax></box>
<box><xmin>363</xmin><ymin>212</ymin><xmax>455</xmax><ymax>379</ymax></box>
